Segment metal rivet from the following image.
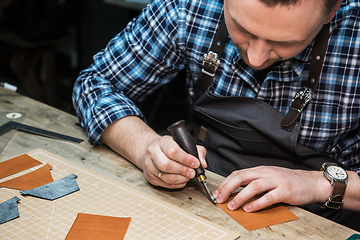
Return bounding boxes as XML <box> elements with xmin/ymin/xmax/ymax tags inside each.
<box><xmin>311</xmin><ymin>78</ymin><xmax>315</xmax><ymax>83</ymax></box>
<box><xmin>217</xmin><ymin>41</ymin><xmax>221</xmax><ymax>46</ymax></box>
<box><xmin>316</xmin><ymin>55</ymin><xmax>321</xmax><ymax>60</ymax></box>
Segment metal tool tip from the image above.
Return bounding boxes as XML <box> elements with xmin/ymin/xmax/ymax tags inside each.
<box><xmin>201</xmin><ymin>180</ymin><xmax>217</xmax><ymax>204</ymax></box>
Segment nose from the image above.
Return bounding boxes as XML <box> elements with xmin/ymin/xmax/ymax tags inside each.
<box><xmin>247</xmin><ymin>38</ymin><xmax>272</xmax><ymax>67</ymax></box>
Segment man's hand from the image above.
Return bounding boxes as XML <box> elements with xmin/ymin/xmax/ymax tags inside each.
<box><xmin>142</xmin><ymin>135</ymin><xmax>207</xmax><ymax>189</ymax></box>
<box><xmin>100</xmin><ymin>116</ymin><xmax>207</xmax><ymax>189</ymax></box>
<box><xmin>213</xmin><ymin>166</ymin><xmax>330</xmax><ymax>212</ymax></box>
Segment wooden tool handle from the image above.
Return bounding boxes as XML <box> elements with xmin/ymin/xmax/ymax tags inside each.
<box><xmin>167</xmin><ymin>120</ymin><xmax>205</xmax><ymax>178</ymax></box>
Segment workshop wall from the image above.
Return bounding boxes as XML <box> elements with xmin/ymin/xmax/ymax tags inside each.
<box><xmin>0</xmin><ymin>0</ymin><xmax>190</xmax><ymax>133</ymax></box>
<box><xmin>0</xmin><ymin>0</ymin><xmax>83</xmax><ymax>113</ymax></box>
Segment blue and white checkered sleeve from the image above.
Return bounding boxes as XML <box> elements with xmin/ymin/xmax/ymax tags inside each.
<box><xmin>72</xmin><ymin>65</ymin><xmax>144</xmax><ymax>145</ymax></box>
<box><xmin>72</xmin><ymin>0</ymin><xmax>185</xmax><ymax>145</ymax></box>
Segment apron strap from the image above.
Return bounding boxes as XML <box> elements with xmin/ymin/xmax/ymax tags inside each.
<box><xmin>198</xmin><ymin>17</ymin><xmax>228</xmax><ymax>93</ymax></box>
<box><xmin>281</xmin><ymin>24</ymin><xmax>330</xmax><ymax>131</ymax></box>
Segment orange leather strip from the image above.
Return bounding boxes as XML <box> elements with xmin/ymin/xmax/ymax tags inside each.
<box><xmin>217</xmin><ymin>195</ymin><xmax>299</xmax><ymax>231</ymax></box>
<box><xmin>0</xmin><ymin>164</ymin><xmax>53</xmax><ymax>190</ymax></box>
<box><xmin>65</xmin><ymin>213</ymin><xmax>131</xmax><ymax>240</ymax></box>
<box><xmin>0</xmin><ymin>154</ymin><xmax>42</xmax><ymax>179</ymax></box>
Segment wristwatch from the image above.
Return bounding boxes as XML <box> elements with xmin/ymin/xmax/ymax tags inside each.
<box><xmin>320</xmin><ymin>162</ymin><xmax>348</xmax><ymax>209</ymax></box>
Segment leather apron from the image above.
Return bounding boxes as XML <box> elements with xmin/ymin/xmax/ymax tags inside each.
<box><xmin>193</xmin><ymin>92</ymin><xmax>345</xmax><ymax>177</ymax></box>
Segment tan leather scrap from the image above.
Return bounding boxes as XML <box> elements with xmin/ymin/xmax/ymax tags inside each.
<box><xmin>65</xmin><ymin>213</ymin><xmax>131</xmax><ymax>240</ymax></box>
<box><xmin>217</xmin><ymin>195</ymin><xmax>299</xmax><ymax>231</ymax></box>
<box><xmin>0</xmin><ymin>154</ymin><xmax>42</xmax><ymax>179</ymax></box>
<box><xmin>0</xmin><ymin>164</ymin><xmax>53</xmax><ymax>190</ymax></box>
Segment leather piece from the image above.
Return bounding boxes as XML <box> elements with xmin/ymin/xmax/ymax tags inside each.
<box><xmin>333</xmin><ymin>181</ymin><xmax>346</xmax><ymax>197</ymax></box>
<box><xmin>0</xmin><ymin>154</ymin><xmax>42</xmax><ymax>179</ymax></box>
<box><xmin>0</xmin><ymin>196</ymin><xmax>21</xmax><ymax>224</ymax></box>
<box><xmin>281</xmin><ymin>108</ymin><xmax>300</xmax><ymax>129</ymax></box>
<box><xmin>217</xmin><ymin>195</ymin><xmax>299</xmax><ymax>231</ymax></box>
<box><xmin>280</xmin><ymin>24</ymin><xmax>330</xmax><ymax>129</ymax></box>
<box><xmin>306</xmin><ymin>23</ymin><xmax>330</xmax><ymax>90</ymax></box>
<box><xmin>198</xmin><ymin>17</ymin><xmax>228</xmax><ymax>95</ymax></box>
<box><xmin>0</xmin><ymin>164</ymin><xmax>53</xmax><ymax>190</ymax></box>
<box><xmin>20</xmin><ymin>174</ymin><xmax>79</xmax><ymax>200</ymax></box>
<box><xmin>325</xmin><ymin>179</ymin><xmax>347</xmax><ymax>209</ymax></box>
<box><xmin>65</xmin><ymin>213</ymin><xmax>131</xmax><ymax>240</ymax></box>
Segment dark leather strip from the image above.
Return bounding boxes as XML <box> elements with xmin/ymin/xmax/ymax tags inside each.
<box><xmin>198</xmin><ymin>18</ymin><xmax>228</xmax><ymax>93</ymax></box>
<box><xmin>281</xmin><ymin>24</ymin><xmax>330</xmax><ymax>131</ymax></box>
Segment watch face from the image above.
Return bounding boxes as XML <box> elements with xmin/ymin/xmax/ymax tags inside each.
<box><xmin>327</xmin><ymin>166</ymin><xmax>348</xmax><ymax>180</ymax></box>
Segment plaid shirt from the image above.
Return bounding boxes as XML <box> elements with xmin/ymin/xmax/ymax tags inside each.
<box><xmin>73</xmin><ymin>0</ymin><xmax>360</xmax><ymax>174</ymax></box>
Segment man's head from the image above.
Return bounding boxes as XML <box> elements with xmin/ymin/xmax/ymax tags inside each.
<box><xmin>224</xmin><ymin>0</ymin><xmax>343</xmax><ymax>70</ymax></box>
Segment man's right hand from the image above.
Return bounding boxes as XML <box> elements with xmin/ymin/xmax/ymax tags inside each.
<box><xmin>142</xmin><ymin>135</ymin><xmax>207</xmax><ymax>188</ymax></box>
<box><xmin>100</xmin><ymin>116</ymin><xmax>207</xmax><ymax>188</ymax></box>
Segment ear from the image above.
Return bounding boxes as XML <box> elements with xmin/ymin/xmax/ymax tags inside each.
<box><xmin>325</xmin><ymin>0</ymin><xmax>343</xmax><ymax>23</ymax></box>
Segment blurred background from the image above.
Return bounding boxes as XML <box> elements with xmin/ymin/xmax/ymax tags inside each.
<box><xmin>0</xmin><ymin>0</ymin><xmax>190</xmax><ymax>133</ymax></box>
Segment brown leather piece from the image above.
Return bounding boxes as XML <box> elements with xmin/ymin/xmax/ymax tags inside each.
<box><xmin>0</xmin><ymin>164</ymin><xmax>53</xmax><ymax>190</ymax></box>
<box><xmin>65</xmin><ymin>213</ymin><xmax>131</xmax><ymax>240</ymax></box>
<box><xmin>281</xmin><ymin>108</ymin><xmax>300</xmax><ymax>128</ymax></box>
<box><xmin>217</xmin><ymin>195</ymin><xmax>299</xmax><ymax>231</ymax></box>
<box><xmin>280</xmin><ymin>24</ymin><xmax>330</xmax><ymax>130</ymax></box>
<box><xmin>198</xmin><ymin>17</ymin><xmax>228</xmax><ymax>94</ymax></box>
<box><xmin>333</xmin><ymin>181</ymin><xmax>346</xmax><ymax>197</ymax></box>
<box><xmin>0</xmin><ymin>154</ymin><xmax>42</xmax><ymax>179</ymax></box>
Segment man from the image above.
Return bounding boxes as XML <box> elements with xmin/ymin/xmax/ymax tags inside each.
<box><xmin>73</xmin><ymin>0</ymin><xmax>360</xmax><ymax>230</ymax></box>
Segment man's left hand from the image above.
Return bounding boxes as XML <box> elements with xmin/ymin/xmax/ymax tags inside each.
<box><xmin>213</xmin><ymin>166</ymin><xmax>330</xmax><ymax>212</ymax></box>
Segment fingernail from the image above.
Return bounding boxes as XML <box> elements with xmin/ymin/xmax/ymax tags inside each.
<box><xmin>191</xmin><ymin>161</ymin><xmax>199</xmax><ymax>168</ymax></box>
<box><xmin>187</xmin><ymin>170</ymin><xmax>195</xmax><ymax>178</ymax></box>
<box><xmin>244</xmin><ymin>204</ymin><xmax>251</xmax><ymax>212</ymax></box>
<box><xmin>228</xmin><ymin>200</ymin><xmax>235</xmax><ymax>210</ymax></box>
<box><xmin>213</xmin><ymin>190</ymin><xmax>218</xmax><ymax>198</ymax></box>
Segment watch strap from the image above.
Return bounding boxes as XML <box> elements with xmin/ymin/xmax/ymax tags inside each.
<box><xmin>322</xmin><ymin>180</ymin><xmax>346</xmax><ymax>209</ymax></box>
<box><xmin>321</xmin><ymin>163</ymin><xmax>347</xmax><ymax>210</ymax></box>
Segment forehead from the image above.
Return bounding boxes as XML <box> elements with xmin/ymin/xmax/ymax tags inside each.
<box><xmin>225</xmin><ymin>0</ymin><xmax>327</xmax><ymax>42</ymax></box>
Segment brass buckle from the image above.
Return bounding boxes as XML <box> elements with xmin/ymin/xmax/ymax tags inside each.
<box><xmin>289</xmin><ymin>87</ymin><xmax>313</xmax><ymax>113</ymax></box>
<box><xmin>202</xmin><ymin>51</ymin><xmax>220</xmax><ymax>77</ymax></box>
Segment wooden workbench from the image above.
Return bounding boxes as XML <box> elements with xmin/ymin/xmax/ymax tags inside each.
<box><xmin>0</xmin><ymin>87</ymin><xmax>359</xmax><ymax>239</ymax></box>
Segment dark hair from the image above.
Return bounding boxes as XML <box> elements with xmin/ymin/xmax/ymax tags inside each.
<box><xmin>259</xmin><ymin>0</ymin><xmax>339</xmax><ymax>15</ymax></box>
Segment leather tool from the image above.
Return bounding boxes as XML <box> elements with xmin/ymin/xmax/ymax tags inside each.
<box><xmin>168</xmin><ymin>120</ymin><xmax>216</xmax><ymax>204</ymax></box>
<box><xmin>0</xmin><ymin>121</ymin><xmax>83</xmax><ymax>143</ymax></box>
